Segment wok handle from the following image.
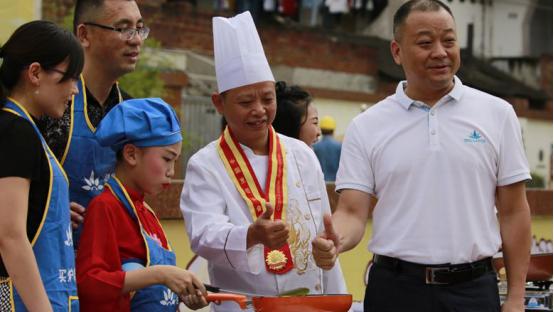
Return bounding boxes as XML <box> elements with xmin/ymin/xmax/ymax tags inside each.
<box><xmin>206</xmin><ymin>293</ymin><xmax>248</xmax><ymax>309</ymax></box>
<box><xmin>204</xmin><ymin>284</ymin><xmax>220</xmax><ymax>293</ymax></box>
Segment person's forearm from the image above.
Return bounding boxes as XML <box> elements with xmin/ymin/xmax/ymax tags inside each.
<box><xmin>499</xmin><ymin>207</ymin><xmax>531</xmax><ymax>300</ymax></box>
<box><xmin>333</xmin><ymin>209</ymin><xmax>366</xmax><ymax>253</ymax></box>
<box><xmin>0</xmin><ymin>237</ymin><xmax>52</xmax><ymax>312</ymax></box>
<box><xmin>122</xmin><ymin>266</ymin><xmax>162</xmax><ymax>294</ymax></box>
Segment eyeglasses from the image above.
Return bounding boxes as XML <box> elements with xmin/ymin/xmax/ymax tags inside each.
<box><xmin>83</xmin><ymin>22</ymin><xmax>150</xmax><ymax>41</ymax></box>
<box><xmin>47</xmin><ymin>68</ymin><xmax>79</xmax><ymax>81</ymax></box>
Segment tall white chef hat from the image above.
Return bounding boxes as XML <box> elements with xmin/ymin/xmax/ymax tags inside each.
<box><xmin>213</xmin><ymin>11</ymin><xmax>275</xmax><ymax>93</ymax></box>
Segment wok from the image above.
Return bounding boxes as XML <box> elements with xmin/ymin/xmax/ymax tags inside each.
<box><xmin>205</xmin><ymin>293</ymin><xmax>353</xmax><ymax>312</ymax></box>
<box><xmin>492</xmin><ymin>253</ymin><xmax>552</xmax><ymax>282</ymax></box>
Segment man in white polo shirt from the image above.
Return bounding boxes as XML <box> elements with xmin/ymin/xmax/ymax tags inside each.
<box><xmin>312</xmin><ymin>0</ymin><xmax>531</xmax><ymax>311</ymax></box>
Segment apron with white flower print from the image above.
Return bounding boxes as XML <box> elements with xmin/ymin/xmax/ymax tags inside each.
<box><xmin>105</xmin><ymin>176</ymin><xmax>178</xmax><ymax>311</ymax></box>
<box><xmin>2</xmin><ymin>99</ymin><xmax>79</xmax><ymax>311</ymax></box>
<box><xmin>62</xmin><ymin>76</ymin><xmax>120</xmax><ymax>248</ymax></box>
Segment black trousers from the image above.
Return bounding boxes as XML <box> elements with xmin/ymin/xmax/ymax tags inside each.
<box><xmin>364</xmin><ymin>262</ymin><xmax>501</xmax><ymax>312</ymax></box>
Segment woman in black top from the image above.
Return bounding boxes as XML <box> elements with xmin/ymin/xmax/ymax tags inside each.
<box><xmin>0</xmin><ymin>21</ymin><xmax>83</xmax><ymax>311</ymax></box>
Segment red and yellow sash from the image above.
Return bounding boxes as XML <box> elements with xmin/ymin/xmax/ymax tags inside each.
<box><xmin>217</xmin><ymin>126</ymin><xmax>293</xmax><ymax>274</ymax></box>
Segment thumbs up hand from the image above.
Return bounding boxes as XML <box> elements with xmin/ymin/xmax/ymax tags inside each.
<box><xmin>259</xmin><ymin>203</ymin><xmax>274</xmax><ymax>220</ymax></box>
<box><xmin>312</xmin><ymin>214</ymin><xmax>340</xmax><ymax>270</ymax></box>
<box><xmin>247</xmin><ymin>203</ymin><xmax>290</xmax><ymax>250</ymax></box>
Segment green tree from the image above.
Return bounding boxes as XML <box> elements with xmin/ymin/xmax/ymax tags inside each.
<box><xmin>527</xmin><ymin>172</ymin><xmax>546</xmax><ymax>189</ymax></box>
<box><xmin>118</xmin><ymin>40</ymin><xmax>167</xmax><ymax>98</ymax></box>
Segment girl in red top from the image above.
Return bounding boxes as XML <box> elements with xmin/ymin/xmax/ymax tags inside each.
<box><xmin>76</xmin><ymin>98</ymin><xmax>207</xmax><ymax>311</ymax></box>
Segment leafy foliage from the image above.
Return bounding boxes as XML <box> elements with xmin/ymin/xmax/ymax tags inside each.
<box><xmin>527</xmin><ymin>172</ymin><xmax>546</xmax><ymax>189</ymax></box>
<box><xmin>118</xmin><ymin>40</ymin><xmax>167</xmax><ymax>98</ymax></box>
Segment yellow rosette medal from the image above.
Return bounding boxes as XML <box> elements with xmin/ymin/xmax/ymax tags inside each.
<box><xmin>266</xmin><ymin>250</ymin><xmax>288</xmax><ymax>271</ymax></box>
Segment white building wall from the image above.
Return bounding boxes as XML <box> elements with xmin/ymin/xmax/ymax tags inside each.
<box><xmin>519</xmin><ymin>118</ymin><xmax>553</xmax><ymax>187</ymax></box>
<box><xmin>363</xmin><ymin>0</ymin><xmax>401</xmax><ymax>40</ymax></box>
<box><xmin>446</xmin><ymin>1</ymin><xmax>486</xmax><ymax>55</ymax></box>
<box><xmin>455</xmin><ymin>0</ymin><xmax>541</xmax><ymax>58</ymax></box>
<box><xmin>440</xmin><ymin>0</ymin><xmax>531</xmax><ymax>57</ymax></box>
<box><xmin>489</xmin><ymin>0</ymin><xmax>530</xmax><ymax>57</ymax></box>
<box><xmin>364</xmin><ymin>0</ymin><xmax>534</xmax><ymax>58</ymax></box>
<box><xmin>312</xmin><ymin>98</ymin><xmax>369</xmax><ymax>140</ymax></box>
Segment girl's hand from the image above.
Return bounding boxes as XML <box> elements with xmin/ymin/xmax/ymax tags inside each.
<box><xmin>158</xmin><ymin>265</ymin><xmax>206</xmax><ymax>298</ymax></box>
<box><xmin>180</xmin><ymin>289</ymin><xmax>209</xmax><ymax>310</ymax></box>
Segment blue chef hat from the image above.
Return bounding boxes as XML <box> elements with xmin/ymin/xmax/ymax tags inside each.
<box><xmin>95</xmin><ymin>98</ymin><xmax>182</xmax><ymax>151</ymax></box>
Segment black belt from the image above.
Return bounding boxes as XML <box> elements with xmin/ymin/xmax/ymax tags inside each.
<box><xmin>373</xmin><ymin>254</ymin><xmax>494</xmax><ymax>285</ymax></box>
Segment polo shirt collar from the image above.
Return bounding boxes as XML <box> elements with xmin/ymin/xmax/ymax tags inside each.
<box><xmin>394</xmin><ymin>75</ymin><xmax>464</xmax><ymax>110</ymax></box>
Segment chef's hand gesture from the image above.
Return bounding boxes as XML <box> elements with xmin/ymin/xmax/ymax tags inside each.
<box><xmin>312</xmin><ymin>214</ymin><xmax>340</xmax><ymax>270</ymax></box>
<box><xmin>247</xmin><ymin>203</ymin><xmax>289</xmax><ymax>250</ymax></box>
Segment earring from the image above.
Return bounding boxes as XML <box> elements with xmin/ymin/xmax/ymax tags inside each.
<box><xmin>34</xmin><ymin>89</ymin><xmax>39</xmax><ymax>95</ymax></box>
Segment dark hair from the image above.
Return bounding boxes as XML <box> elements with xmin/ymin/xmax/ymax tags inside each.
<box><xmin>0</xmin><ymin>20</ymin><xmax>84</xmax><ymax>106</ymax></box>
<box><xmin>116</xmin><ymin>148</ymin><xmax>123</xmax><ymax>161</ymax></box>
<box><xmin>393</xmin><ymin>0</ymin><xmax>454</xmax><ymax>40</ymax></box>
<box><xmin>74</xmin><ymin>0</ymin><xmax>104</xmax><ymax>34</ymax></box>
<box><xmin>73</xmin><ymin>0</ymin><xmax>136</xmax><ymax>33</ymax></box>
<box><xmin>272</xmin><ymin>81</ymin><xmax>312</xmax><ymax>139</ymax></box>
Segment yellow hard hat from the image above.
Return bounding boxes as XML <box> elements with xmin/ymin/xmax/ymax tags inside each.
<box><xmin>320</xmin><ymin>116</ymin><xmax>336</xmax><ymax>131</ymax></box>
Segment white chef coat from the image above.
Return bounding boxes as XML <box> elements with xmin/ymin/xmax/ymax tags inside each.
<box><xmin>181</xmin><ymin>134</ymin><xmax>348</xmax><ymax>312</ymax></box>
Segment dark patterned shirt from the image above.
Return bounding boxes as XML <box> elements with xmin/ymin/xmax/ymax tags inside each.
<box><xmin>37</xmin><ymin>84</ymin><xmax>131</xmax><ymax>161</ymax></box>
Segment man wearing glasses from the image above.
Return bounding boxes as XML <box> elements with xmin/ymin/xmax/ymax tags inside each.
<box><xmin>39</xmin><ymin>0</ymin><xmax>149</xmax><ymax>248</ymax></box>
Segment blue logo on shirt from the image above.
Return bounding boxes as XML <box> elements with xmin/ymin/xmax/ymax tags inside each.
<box><xmin>464</xmin><ymin>130</ymin><xmax>486</xmax><ymax>143</ymax></box>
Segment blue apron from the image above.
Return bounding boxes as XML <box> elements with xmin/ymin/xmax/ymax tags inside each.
<box><xmin>2</xmin><ymin>99</ymin><xmax>79</xmax><ymax>311</ymax></box>
<box><xmin>105</xmin><ymin>176</ymin><xmax>178</xmax><ymax>312</ymax></box>
<box><xmin>61</xmin><ymin>76</ymin><xmax>121</xmax><ymax>248</ymax></box>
